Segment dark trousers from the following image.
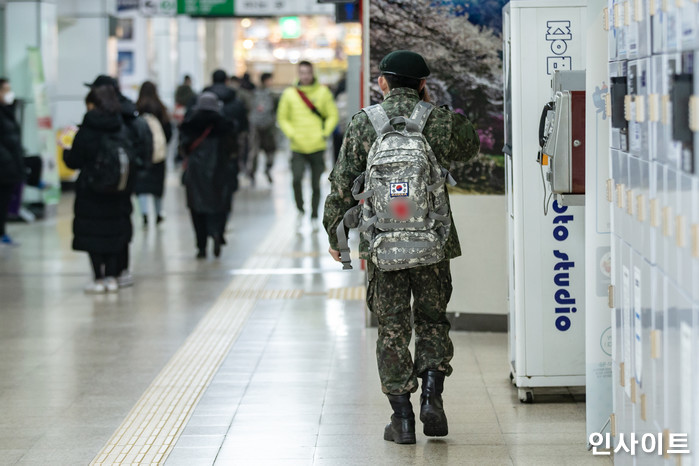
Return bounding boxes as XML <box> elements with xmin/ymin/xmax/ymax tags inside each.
<box><xmin>237</xmin><ymin>131</ymin><xmax>250</xmax><ymax>173</ymax></box>
<box><xmin>119</xmin><ymin>245</ymin><xmax>129</xmax><ymax>273</ymax></box>
<box><xmin>248</xmin><ymin>126</ymin><xmax>277</xmax><ymax>175</ymax></box>
<box><xmin>291</xmin><ymin>151</ymin><xmax>324</xmax><ymax>218</ymax></box>
<box><xmin>90</xmin><ymin>252</ymin><xmax>119</xmax><ymax>279</ymax></box>
<box><xmin>0</xmin><ymin>184</ymin><xmax>13</xmax><ymax>236</ymax></box>
<box><xmin>190</xmin><ymin>211</ymin><xmax>225</xmax><ymax>252</ymax></box>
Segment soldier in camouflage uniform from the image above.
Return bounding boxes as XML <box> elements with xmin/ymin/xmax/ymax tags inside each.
<box><xmin>323</xmin><ymin>51</ymin><xmax>480</xmax><ymax>444</ymax></box>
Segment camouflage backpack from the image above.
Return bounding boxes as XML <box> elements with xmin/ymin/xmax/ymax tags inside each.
<box><xmin>337</xmin><ymin>101</ymin><xmax>455</xmax><ymax>271</ymax></box>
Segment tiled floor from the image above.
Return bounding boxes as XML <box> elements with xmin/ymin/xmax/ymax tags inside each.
<box><xmin>0</xmin><ymin>152</ymin><xmax>612</xmax><ymax>465</ymax></box>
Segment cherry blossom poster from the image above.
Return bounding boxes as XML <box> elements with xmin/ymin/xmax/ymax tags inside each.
<box><xmin>370</xmin><ymin>0</ymin><xmax>507</xmax><ymax>194</ymax></box>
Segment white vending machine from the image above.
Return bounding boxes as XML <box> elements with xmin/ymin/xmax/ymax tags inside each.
<box><xmin>503</xmin><ymin>0</ymin><xmax>587</xmax><ymax>402</ymax></box>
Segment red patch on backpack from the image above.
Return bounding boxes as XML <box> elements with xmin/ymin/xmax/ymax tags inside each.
<box><xmin>391</xmin><ymin>199</ymin><xmax>410</xmax><ymax>220</ymax></box>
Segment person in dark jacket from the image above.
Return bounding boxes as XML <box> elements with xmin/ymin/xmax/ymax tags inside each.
<box><xmin>174</xmin><ymin>75</ymin><xmax>196</xmax><ymax>127</ymax></box>
<box><xmin>203</xmin><ymin>70</ymin><xmax>248</xmax><ymax>174</ymax></box>
<box><xmin>135</xmin><ymin>81</ymin><xmax>173</xmax><ymax>227</ymax></box>
<box><xmin>85</xmin><ymin>75</ymin><xmax>151</xmax><ymax>288</ymax></box>
<box><xmin>64</xmin><ymin>85</ymin><xmax>134</xmax><ymax>293</ymax></box>
<box><xmin>0</xmin><ymin>77</ymin><xmax>24</xmax><ymax>246</ymax></box>
<box><xmin>179</xmin><ymin>92</ymin><xmax>237</xmax><ymax>259</ymax></box>
<box><xmin>175</xmin><ymin>75</ymin><xmax>195</xmax><ymax>107</ymax></box>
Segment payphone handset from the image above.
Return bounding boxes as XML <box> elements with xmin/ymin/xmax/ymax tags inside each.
<box><xmin>537</xmin><ymin>70</ymin><xmax>586</xmax><ymax>214</ymax></box>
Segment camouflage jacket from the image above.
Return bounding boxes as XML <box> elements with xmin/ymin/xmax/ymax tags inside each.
<box><xmin>323</xmin><ymin>87</ymin><xmax>480</xmax><ymax>260</ymax></box>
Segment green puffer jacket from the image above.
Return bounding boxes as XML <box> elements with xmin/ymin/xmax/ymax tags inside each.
<box><xmin>277</xmin><ymin>80</ymin><xmax>339</xmax><ymax>154</ymax></box>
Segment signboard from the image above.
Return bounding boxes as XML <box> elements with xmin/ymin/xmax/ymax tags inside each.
<box><xmin>279</xmin><ymin>17</ymin><xmax>301</xmax><ymax>38</ymax></box>
<box><xmin>336</xmin><ymin>2</ymin><xmax>359</xmax><ymax>23</ymax></box>
<box><xmin>235</xmin><ymin>0</ymin><xmax>333</xmax><ymax>16</ymax></box>
<box><xmin>177</xmin><ymin>0</ymin><xmax>235</xmax><ymax>15</ymax></box>
<box><xmin>118</xmin><ymin>0</ymin><xmax>140</xmax><ymax>11</ymax></box>
<box><xmin>177</xmin><ymin>0</ymin><xmax>333</xmax><ymax>16</ymax></box>
<box><xmin>141</xmin><ymin>0</ymin><xmax>177</xmax><ymax>15</ymax></box>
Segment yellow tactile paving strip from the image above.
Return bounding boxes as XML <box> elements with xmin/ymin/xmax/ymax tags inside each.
<box><xmin>91</xmin><ymin>221</ymin><xmax>298</xmax><ymax>466</ymax></box>
<box><xmin>228</xmin><ymin>288</ymin><xmax>304</xmax><ymax>300</ymax></box>
<box><xmin>328</xmin><ymin>286</ymin><xmax>367</xmax><ymax>301</ymax></box>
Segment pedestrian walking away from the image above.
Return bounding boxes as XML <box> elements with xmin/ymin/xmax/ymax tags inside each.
<box><xmin>247</xmin><ymin>72</ymin><xmax>278</xmax><ymax>185</ymax></box>
<box><xmin>323</xmin><ymin>50</ymin><xmax>480</xmax><ymax>444</ymax></box>
<box><xmin>174</xmin><ymin>75</ymin><xmax>196</xmax><ymax>125</ymax></box>
<box><xmin>84</xmin><ymin>75</ymin><xmax>152</xmax><ymax>288</ymax></box>
<box><xmin>63</xmin><ymin>84</ymin><xmax>135</xmax><ymax>294</ymax></box>
<box><xmin>277</xmin><ymin>61</ymin><xmax>338</xmax><ymax>232</ymax></box>
<box><xmin>135</xmin><ymin>81</ymin><xmax>173</xmax><ymax>228</ymax></box>
<box><xmin>179</xmin><ymin>92</ymin><xmax>238</xmax><ymax>259</ymax></box>
<box><xmin>202</xmin><ymin>70</ymin><xmax>244</xmax><ymax>240</ymax></box>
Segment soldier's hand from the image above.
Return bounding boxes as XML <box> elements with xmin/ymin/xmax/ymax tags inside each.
<box><xmin>328</xmin><ymin>247</ymin><xmax>341</xmax><ymax>262</ymax></box>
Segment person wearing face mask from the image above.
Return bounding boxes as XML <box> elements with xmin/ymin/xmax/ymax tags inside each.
<box><xmin>277</xmin><ymin>61</ymin><xmax>338</xmax><ymax>232</ymax></box>
<box><xmin>0</xmin><ymin>78</ymin><xmax>25</xmax><ymax>246</ymax></box>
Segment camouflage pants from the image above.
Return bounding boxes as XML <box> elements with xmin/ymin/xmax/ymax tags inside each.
<box><xmin>366</xmin><ymin>260</ymin><xmax>454</xmax><ymax>395</ymax></box>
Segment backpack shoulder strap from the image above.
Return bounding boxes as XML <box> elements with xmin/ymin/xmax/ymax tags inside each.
<box><xmin>362</xmin><ymin>104</ymin><xmax>391</xmax><ymax>135</ymax></box>
<box><xmin>409</xmin><ymin>101</ymin><xmax>435</xmax><ymax>133</ymax></box>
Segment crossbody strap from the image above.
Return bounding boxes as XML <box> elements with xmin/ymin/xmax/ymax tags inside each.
<box><xmin>188</xmin><ymin>126</ymin><xmax>213</xmax><ymax>154</ymax></box>
<box><xmin>296</xmin><ymin>88</ymin><xmax>324</xmax><ymax>120</ymax></box>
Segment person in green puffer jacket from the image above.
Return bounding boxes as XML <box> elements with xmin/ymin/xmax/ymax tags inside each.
<box><xmin>277</xmin><ymin>61</ymin><xmax>338</xmax><ymax>232</ymax></box>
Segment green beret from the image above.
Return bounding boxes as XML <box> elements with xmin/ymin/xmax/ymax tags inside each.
<box><xmin>379</xmin><ymin>50</ymin><xmax>430</xmax><ymax>79</ymax></box>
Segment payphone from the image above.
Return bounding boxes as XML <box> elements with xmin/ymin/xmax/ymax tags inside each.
<box><xmin>538</xmin><ymin>70</ymin><xmax>586</xmax><ymax>211</ymax></box>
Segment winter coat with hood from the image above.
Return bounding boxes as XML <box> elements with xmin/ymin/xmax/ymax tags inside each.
<box><xmin>203</xmin><ymin>83</ymin><xmax>249</xmax><ymax>134</ymax></box>
<box><xmin>63</xmin><ymin>109</ymin><xmax>134</xmax><ymax>254</ymax></box>
<box><xmin>0</xmin><ymin>103</ymin><xmax>25</xmax><ymax>186</ymax></box>
<box><xmin>277</xmin><ymin>78</ymin><xmax>339</xmax><ymax>154</ymax></box>
<box><xmin>179</xmin><ymin>109</ymin><xmax>238</xmax><ymax>214</ymax></box>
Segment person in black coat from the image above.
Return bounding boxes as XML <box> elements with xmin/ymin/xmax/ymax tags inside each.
<box><xmin>135</xmin><ymin>81</ymin><xmax>173</xmax><ymax>227</ymax></box>
<box><xmin>85</xmin><ymin>75</ymin><xmax>151</xmax><ymax>287</ymax></box>
<box><xmin>64</xmin><ymin>85</ymin><xmax>133</xmax><ymax>293</ymax></box>
<box><xmin>179</xmin><ymin>92</ymin><xmax>237</xmax><ymax>259</ymax></box>
<box><xmin>0</xmin><ymin>77</ymin><xmax>25</xmax><ymax>245</ymax></box>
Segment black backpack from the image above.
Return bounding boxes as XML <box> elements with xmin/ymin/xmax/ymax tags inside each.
<box><xmin>85</xmin><ymin>131</ymin><xmax>131</xmax><ymax>193</ymax></box>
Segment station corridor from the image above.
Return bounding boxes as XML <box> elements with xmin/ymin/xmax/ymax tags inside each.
<box><xmin>0</xmin><ymin>156</ymin><xmax>612</xmax><ymax>465</ymax></box>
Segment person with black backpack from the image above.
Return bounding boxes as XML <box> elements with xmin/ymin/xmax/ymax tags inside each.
<box><xmin>63</xmin><ymin>85</ymin><xmax>134</xmax><ymax>294</ymax></box>
<box><xmin>84</xmin><ymin>75</ymin><xmax>152</xmax><ymax>288</ymax></box>
<box><xmin>179</xmin><ymin>92</ymin><xmax>237</xmax><ymax>259</ymax></box>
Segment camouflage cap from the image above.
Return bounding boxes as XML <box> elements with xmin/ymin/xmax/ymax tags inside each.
<box><xmin>379</xmin><ymin>50</ymin><xmax>430</xmax><ymax>79</ymax></box>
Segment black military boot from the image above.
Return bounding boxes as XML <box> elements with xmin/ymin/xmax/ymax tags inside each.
<box><xmin>383</xmin><ymin>394</ymin><xmax>416</xmax><ymax>444</ymax></box>
<box><xmin>420</xmin><ymin>370</ymin><xmax>448</xmax><ymax>437</ymax></box>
